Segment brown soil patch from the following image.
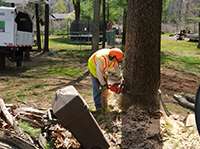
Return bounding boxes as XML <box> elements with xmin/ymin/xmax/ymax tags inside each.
<box><xmin>161</xmin><ymin>67</ymin><xmax>200</xmax><ymax>96</ymax></box>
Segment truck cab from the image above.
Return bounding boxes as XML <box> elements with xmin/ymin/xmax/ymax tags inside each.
<box><xmin>0</xmin><ymin>6</ymin><xmax>33</xmax><ymax>68</ymax></box>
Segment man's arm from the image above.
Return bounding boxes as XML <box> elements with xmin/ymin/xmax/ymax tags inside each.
<box><xmin>96</xmin><ymin>58</ymin><xmax>107</xmax><ymax>86</ymax></box>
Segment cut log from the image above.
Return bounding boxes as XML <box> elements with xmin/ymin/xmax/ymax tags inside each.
<box><xmin>47</xmin><ymin>108</ymin><xmax>52</xmax><ymax>121</ymax></box>
<box><xmin>16</xmin><ymin>111</ymin><xmax>43</xmax><ymax>122</ymax></box>
<box><xmin>173</xmin><ymin>94</ymin><xmax>194</xmax><ymax>111</ymax></box>
<box><xmin>184</xmin><ymin>94</ymin><xmax>195</xmax><ymax>104</ymax></box>
<box><xmin>18</xmin><ymin>115</ymin><xmax>43</xmax><ymax>128</ymax></box>
<box><xmin>0</xmin><ymin>141</ymin><xmax>14</xmax><ymax>149</ymax></box>
<box><xmin>0</xmin><ymin>98</ymin><xmax>14</xmax><ymax>126</ymax></box>
<box><xmin>14</xmin><ymin>107</ymin><xmax>46</xmax><ymax>116</ymax></box>
<box><xmin>0</xmin><ymin>130</ymin><xmax>38</xmax><ymax>149</ymax></box>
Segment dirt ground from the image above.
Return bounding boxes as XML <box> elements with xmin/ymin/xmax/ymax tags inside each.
<box><xmin>160</xmin><ymin>67</ymin><xmax>200</xmax><ymax>116</ymax></box>
<box><xmin>0</xmin><ymin>52</ymin><xmax>200</xmax><ymax>148</ymax></box>
<box><xmin>161</xmin><ymin>67</ymin><xmax>199</xmax><ymax>95</ymax></box>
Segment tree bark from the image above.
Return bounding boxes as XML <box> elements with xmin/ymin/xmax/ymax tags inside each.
<box><xmin>0</xmin><ymin>98</ymin><xmax>14</xmax><ymax>126</ymax></box>
<box><xmin>123</xmin><ymin>0</ymin><xmax>162</xmax><ymax>112</ymax></box>
<box><xmin>44</xmin><ymin>1</ymin><xmax>49</xmax><ymax>52</ymax></box>
<box><xmin>107</xmin><ymin>0</ymin><xmax>109</xmax><ymax>22</ymax></box>
<box><xmin>198</xmin><ymin>22</ymin><xmax>200</xmax><ymax>48</ymax></box>
<box><xmin>35</xmin><ymin>3</ymin><xmax>41</xmax><ymax>51</ymax></box>
<box><xmin>102</xmin><ymin>0</ymin><xmax>106</xmax><ymax>48</ymax></box>
<box><xmin>92</xmin><ymin>0</ymin><xmax>101</xmax><ymax>51</ymax></box>
<box><xmin>122</xmin><ymin>8</ymin><xmax>127</xmax><ymax>48</ymax></box>
<box><xmin>73</xmin><ymin>0</ymin><xmax>80</xmax><ymax>22</ymax></box>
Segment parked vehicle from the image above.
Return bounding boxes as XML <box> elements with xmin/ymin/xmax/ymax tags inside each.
<box><xmin>0</xmin><ymin>6</ymin><xmax>33</xmax><ymax>68</ymax></box>
<box><xmin>186</xmin><ymin>33</ymin><xmax>199</xmax><ymax>42</ymax></box>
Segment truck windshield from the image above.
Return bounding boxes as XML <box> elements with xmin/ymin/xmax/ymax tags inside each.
<box><xmin>0</xmin><ymin>20</ymin><xmax>5</xmax><ymax>32</ymax></box>
<box><xmin>15</xmin><ymin>12</ymin><xmax>32</xmax><ymax>32</ymax></box>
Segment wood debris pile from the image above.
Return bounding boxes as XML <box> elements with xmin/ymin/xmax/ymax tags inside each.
<box><xmin>0</xmin><ymin>98</ymin><xmax>80</xmax><ymax>149</ymax></box>
<box><xmin>161</xmin><ymin>114</ymin><xmax>200</xmax><ymax>148</ymax></box>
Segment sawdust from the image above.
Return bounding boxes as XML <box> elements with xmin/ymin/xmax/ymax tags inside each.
<box><xmin>97</xmin><ymin>104</ymin><xmax>162</xmax><ymax>149</ymax></box>
<box><xmin>161</xmin><ymin>114</ymin><xmax>200</xmax><ymax>149</ymax></box>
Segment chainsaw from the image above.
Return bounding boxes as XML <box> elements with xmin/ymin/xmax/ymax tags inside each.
<box><xmin>106</xmin><ymin>66</ymin><xmax>124</xmax><ymax>94</ymax></box>
<box><xmin>107</xmin><ymin>81</ymin><xmax>124</xmax><ymax>94</ymax></box>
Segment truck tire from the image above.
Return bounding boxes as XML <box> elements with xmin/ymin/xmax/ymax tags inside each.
<box><xmin>0</xmin><ymin>53</ymin><xmax>6</xmax><ymax>69</ymax></box>
<box><xmin>195</xmin><ymin>86</ymin><xmax>200</xmax><ymax>134</ymax></box>
<box><xmin>16</xmin><ymin>59</ymin><xmax>22</xmax><ymax>67</ymax></box>
<box><xmin>15</xmin><ymin>49</ymin><xmax>23</xmax><ymax>67</ymax></box>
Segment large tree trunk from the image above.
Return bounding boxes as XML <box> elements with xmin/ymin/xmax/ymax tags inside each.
<box><xmin>73</xmin><ymin>0</ymin><xmax>80</xmax><ymax>22</ymax></box>
<box><xmin>92</xmin><ymin>0</ymin><xmax>101</xmax><ymax>51</ymax></box>
<box><xmin>123</xmin><ymin>0</ymin><xmax>162</xmax><ymax>112</ymax></box>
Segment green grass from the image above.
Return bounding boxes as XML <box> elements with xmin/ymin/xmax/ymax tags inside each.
<box><xmin>27</xmin><ymin>83</ymin><xmax>48</xmax><ymax>90</ymax></box>
<box><xmin>161</xmin><ymin>35</ymin><xmax>200</xmax><ymax>75</ymax></box>
<box><xmin>45</xmin><ymin>141</ymin><xmax>54</xmax><ymax>149</ymax></box>
<box><xmin>19</xmin><ymin>121</ymin><xmax>41</xmax><ymax>138</ymax></box>
<box><xmin>47</xmin><ymin>67</ymin><xmax>84</xmax><ymax>77</ymax></box>
<box><xmin>49</xmin><ymin>35</ymin><xmax>92</xmax><ymax>51</ymax></box>
<box><xmin>161</xmin><ymin>39</ymin><xmax>198</xmax><ymax>52</ymax></box>
<box><xmin>1</xmin><ymin>35</ymin><xmax>92</xmax><ymax>106</ymax></box>
<box><xmin>16</xmin><ymin>91</ymin><xmax>26</xmax><ymax>102</ymax></box>
<box><xmin>2</xmin><ymin>34</ymin><xmax>199</xmax><ymax>109</ymax></box>
<box><xmin>4</xmin><ymin>91</ymin><xmax>14</xmax><ymax>102</ymax></box>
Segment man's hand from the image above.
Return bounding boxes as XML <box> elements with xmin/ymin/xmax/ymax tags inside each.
<box><xmin>100</xmin><ymin>84</ymin><xmax>107</xmax><ymax>92</ymax></box>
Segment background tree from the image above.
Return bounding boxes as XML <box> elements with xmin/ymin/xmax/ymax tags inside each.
<box><xmin>72</xmin><ymin>0</ymin><xmax>80</xmax><ymax>22</ymax></box>
<box><xmin>182</xmin><ymin>3</ymin><xmax>200</xmax><ymax>48</ymax></box>
<box><xmin>122</xmin><ymin>8</ymin><xmax>127</xmax><ymax>48</ymax></box>
<box><xmin>123</xmin><ymin>0</ymin><xmax>162</xmax><ymax>111</ymax></box>
<box><xmin>108</xmin><ymin>0</ymin><xmax>127</xmax><ymax>23</ymax></box>
<box><xmin>81</xmin><ymin>0</ymin><xmax>93</xmax><ymax>20</ymax></box>
<box><xmin>162</xmin><ymin>0</ymin><xmax>171</xmax><ymax>23</ymax></box>
<box><xmin>53</xmin><ymin>0</ymin><xmax>67</xmax><ymax>13</ymax></box>
<box><xmin>102</xmin><ymin>0</ymin><xmax>106</xmax><ymax>48</ymax></box>
<box><xmin>80</xmin><ymin>0</ymin><xmax>127</xmax><ymax>23</ymax></box>
<box><xmin>92</xmin><ymin>0</ymin><xmax>101</xmax><ymax>51</ymax></box>
<box><xmin>44</xmin><ymin>0</ymin><xmax>49</xmax><ymax>52</ymax></box>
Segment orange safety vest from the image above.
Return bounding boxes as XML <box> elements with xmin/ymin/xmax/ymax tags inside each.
<box><xmin>88</xmin><ymin>49</ymin><xmax>118</xmax><ymax>78</ymax></box>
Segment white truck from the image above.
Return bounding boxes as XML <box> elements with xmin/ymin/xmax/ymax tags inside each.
<box><xmin>0</xmin><ymin>6</ymin><xmax>33</xmax><ymax>68</ymax></box>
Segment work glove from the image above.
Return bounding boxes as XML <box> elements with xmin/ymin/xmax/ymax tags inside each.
<box><xmin>100</xmin><ymin>84</ymin><xmax>107</xmax><ymax>92</ymax></box>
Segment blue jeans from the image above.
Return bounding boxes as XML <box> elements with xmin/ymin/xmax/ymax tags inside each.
<box><xmin>91</xmin><ymin>76</ymin><xmax>102</xmax><ymax>110</ymax></box>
